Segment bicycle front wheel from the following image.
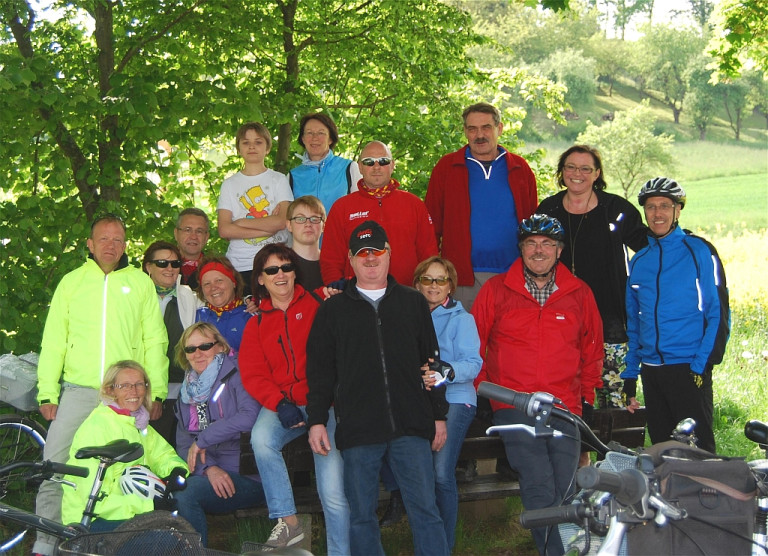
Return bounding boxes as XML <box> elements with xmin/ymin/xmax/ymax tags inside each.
<box><xmin>0</xmin><ymin>414</ymin><xmax>47</xmax><ymax>552</ymax></box>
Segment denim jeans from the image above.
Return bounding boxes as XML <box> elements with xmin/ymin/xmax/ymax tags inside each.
<box><xmin>251</xmin><ymin>406</ymin><xmax>349</xmax><ymax>555</ymax></box>
<box><xmin>343</xmin><ymin>436</ymin><xmax>448</xmax><ymax>556</ymax></box>
<box><xmin>173</xmin><ymin>472</ymin><xmax>266</xmax><ymax>546</ymax></box>
<box><xmin>434</xmin><ymin>403</ymin><xmax>476</xmax><ymax>551</ymax></box>
<box><xmin>495</xmin><ymin>408</ymin><xmax>579</xmax><ymax>556</ymax></box>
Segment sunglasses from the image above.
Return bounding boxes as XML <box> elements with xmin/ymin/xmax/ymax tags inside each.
<box><xmin>354</xmin><ymin>248</ymin><xmax>388</xmax><ymax>258</ymax></box>
<box><xmin>183</xmin><ymin>341</ymin><xmax>219</xmax><ymax>354</ymax></box>
<box><xmin>360</xmin><ymin>157</ymin><xmax>392</xmax><ymax>167</ymax></box>
<box><xmin>263</xmin><ymin>263</ymin><xmax>296</xmax><ymax>275</ymax></box>
<box><xmin>418</xmin><ymin>276</ymin><xmax>450</xmax><ymax>286</ymax></box>
<box><xmin>150</xmin><ymin>259</ymin><xmax>182</xmax><ymax>269</ymax></box>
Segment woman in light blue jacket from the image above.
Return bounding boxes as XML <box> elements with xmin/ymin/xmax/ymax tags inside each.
<box><xmin>288</xmin><ymin>112</ymin><xmax>360</xmax><ymax>214</ymax></box>
<box><xmin>415</xmin><ymin>256</ymin><xmax>483</xmax><ymax>552</ymax></box>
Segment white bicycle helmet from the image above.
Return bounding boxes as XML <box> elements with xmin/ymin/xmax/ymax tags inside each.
<box><xmin>637</xmin><ymin>177</ymin><xmax>687</xmax><ymax>208</ymax></box>
<box><xmin>119</xmin><ymin>465</ymin><xmax>166</xmax><ymax>499</ymax></box>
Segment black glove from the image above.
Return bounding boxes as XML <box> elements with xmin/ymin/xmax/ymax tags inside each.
<box><xmin>277</xmin><ymin>399</ymin><xmax>304</xmax><ymax>429</ymax></box>
<box><xmin>428</xmin><ymin>358</ymin><xmax>455</xmax><ymax>383</ymax></box>
<box><xmin>325</xmin><ymin>278</ymin><xmax>348</xmax><ymax>291</ymax></box>
<box><xmin>581</xmin><ymin>398</ymin><xmax>594</xmax><ymax>426</ymax></box>
<box><xmin>622</xmin><ymin>378</ymin><xmax>637</xmax><ymax>399</ymax></box>
<box><xmin>163</xmin><ymin>467</ymin><xmax>188</xmax><ymax>493</ymax></box>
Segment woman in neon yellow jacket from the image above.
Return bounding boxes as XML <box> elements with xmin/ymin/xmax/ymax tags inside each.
<box><xmin>62</xmin><ymin>361</ymin><xmax>187</xmax><ymax>528</ymax></box>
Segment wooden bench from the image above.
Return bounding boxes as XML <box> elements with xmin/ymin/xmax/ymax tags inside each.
<box><xmin>234</xmin><ymin>406</ymin><xmax>646</xmax><ymax>518</ymax></box>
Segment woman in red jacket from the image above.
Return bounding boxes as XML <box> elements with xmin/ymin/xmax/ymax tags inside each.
<box><xmin>238</xmin><ymin>244</ymin><xmax>349</xmax><ymax>554</ymax></box>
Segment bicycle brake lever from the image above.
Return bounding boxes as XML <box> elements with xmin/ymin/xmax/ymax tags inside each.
<box><xmin>50</xmin><ymin>477</ymin><xmax>77</xmax><ymax>489</ymax></box>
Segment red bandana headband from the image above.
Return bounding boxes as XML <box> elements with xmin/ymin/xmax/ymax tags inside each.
<box><xmin>199</xmin><ymin>261</ymin><xmax>236</xmax><ymax>286</ymax></box>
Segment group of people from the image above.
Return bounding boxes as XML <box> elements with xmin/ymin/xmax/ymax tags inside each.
<box><xmin>33</xmin><ymin>102</ymin><xmax>727</xmax><ymax>556</ymax></box>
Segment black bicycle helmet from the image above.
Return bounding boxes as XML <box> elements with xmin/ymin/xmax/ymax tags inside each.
<box><xmin>518</xmin><ymin>214</ymin><xmax>565</xmax><ymax>242</ymax></box>
<box><xmin>637</xmin><ymin>177</ymin><xmax>686</xmax><ymax>208</ymax></box>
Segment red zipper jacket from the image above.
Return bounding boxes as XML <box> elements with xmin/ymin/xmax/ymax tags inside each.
<box><xmin>239</xmin><ymin>285</ymin><xmax>321</xmax><ymax>411</ymax></box>
<box><xmin>471</xmin><ymin>260</ymin><xmax>604</xmax><ymax>414</ymax></box>
<box><xmin>425</xmin><ymin>146</ymin><xmax>538</xmax><ymax>286</ymax></box>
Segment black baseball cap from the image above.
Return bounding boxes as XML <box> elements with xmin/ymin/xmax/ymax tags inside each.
<box><xmin>349</xmin><ymin>220</ymin><xmax>388</xmax><ymax>255</ymax></box>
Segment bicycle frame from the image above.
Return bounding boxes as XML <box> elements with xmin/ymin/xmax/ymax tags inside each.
<box><xmin>0</xmin><ymin>439</ymin><xmax>144</xmax><ymax>549</ymax></box>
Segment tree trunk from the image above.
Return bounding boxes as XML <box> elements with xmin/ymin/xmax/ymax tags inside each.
<box><xmin>93</xmin><ymin>0</ymin><xmax>121</xmax><ymax>204</ymax></box>
<box><xmin>672</xmin><ymin>106</ymin><xmax>681</xmax><ymax>124</ymax></box>
<box><xmin>4</xmin><ymin>0</ymin><xmax>98</xmax><ymax>218</ymax></box>
<box><xmin>275</xmin><ymin>0</ymin><xmax>299</xmax><ymax>175</ymax></box>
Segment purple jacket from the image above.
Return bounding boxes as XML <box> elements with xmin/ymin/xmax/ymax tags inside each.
<box><xmin>175</xmin><ymin>356</ymin><xmax>261</xmax><ymax>476</ymax></box>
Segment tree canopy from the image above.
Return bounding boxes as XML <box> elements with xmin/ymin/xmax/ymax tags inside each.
<box><xmin>0</xmin><ymin>0</ymin><xmax>567</xmax><ymax>353</ymax></box>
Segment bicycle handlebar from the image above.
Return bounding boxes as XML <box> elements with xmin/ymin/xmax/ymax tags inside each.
<box><xmin>476</xmin><ymin>382</ymin><xmax>614</xmax><ymax>457</ymax></box>
<box><xmin>46</xmin><ymin>461</ymin><xmax>89</xmax><ymax>478</ymax></box>
<box><xmin>520</xmin><ymin>503</ymin><xmax>592</xmax><ymax>529</ymax></box>
<box><xmin>576</xmin><ymin>466</ymin><xmax>647</xmax><ymax>506</ymax></box>
<box><xmin>0</xmin><ymin>460</ymin><xmax>89</xmax><ymax>479</ymax></box>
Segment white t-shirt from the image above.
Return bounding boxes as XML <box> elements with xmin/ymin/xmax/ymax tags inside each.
<box><xmin>217</xmin><ymin>169</ymin><xmax>294</xmax><ymax>272</ymax></box>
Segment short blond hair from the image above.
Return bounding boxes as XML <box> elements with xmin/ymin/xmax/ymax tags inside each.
<box><xmin>101</xmin><ymin>360</ymin><xmax>153</xmax><ymax>411</ymax></box>
<box><xmin>175</xmin><ymin>322</ymin><xmax>231</xmax><ymax>369</ymax></box>
<box><xmin>413</xmin><ymin>256</ymin><xmax>458</xmax><ymax>295</ymax></box>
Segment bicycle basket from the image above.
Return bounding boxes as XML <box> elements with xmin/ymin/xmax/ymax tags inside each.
<box><xmin>0</xmin><ymin>353</ymin><xmax>39</xmax><ymax>412</ymax></box>
<box><xmin>57</xmin><ymin>530</ymin><xmax>206</xmax><ymax>556</ymax></box>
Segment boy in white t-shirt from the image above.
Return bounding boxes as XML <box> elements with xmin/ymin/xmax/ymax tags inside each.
<box><xmin>217</xmin><ymin>122</ymin><xmax>293</xmax><ymax>294</ymax></box>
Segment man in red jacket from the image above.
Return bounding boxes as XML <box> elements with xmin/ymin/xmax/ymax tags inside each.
<box><xmin>472</xmin><ymin>214</ymin><xmax>603</xmax><ymax>556</ymax></box>
<box><xmin>320</xmin><ymin>141</ymin><xmax>437</xmax><ymax>285</ymax></box>
<box><xmin>426</xmin><ymin>102</ymin><xmax>538</xmax><ymax>310</ymax></box>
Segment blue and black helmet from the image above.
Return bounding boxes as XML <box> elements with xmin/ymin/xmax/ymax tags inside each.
<box><xmin>638</xmin><ymin>177</ymin><xmax>686</xmax><ymax>209</ymax></box>
<box><xmin>518</xmin><ymin>214</ymin><xmax>565</xmax><ymax>242</ymax></box>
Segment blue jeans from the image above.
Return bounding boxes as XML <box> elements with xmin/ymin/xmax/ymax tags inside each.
<box><xmin>434</xmin><ymin>403</ymin><xmax>476</xmax><ymax>551</ymax></box>
<box><xmin>251</xmin><ymin>406</ymin><xmax>349</xmax><ymax>555</ymax></box>
<box><xmin>343</xmin><ymin>436</ymin><xmax>448</xmax><ymax>556</ymax></box>
<box><xmin>495</xmin><ymin>408</ymin><xmax>579</xmax><ymax>556</ymax></box>
<box><xmin>173</xmin><ymin>472</ymin><xmax>266</xmax><ymax>546</ymax></box>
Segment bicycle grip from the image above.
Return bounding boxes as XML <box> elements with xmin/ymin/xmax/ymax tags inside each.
<box><xmin>576</xmin><ymin>466</ymin><xmax>646</xmax><ymax>506</ymax></box>
<box><xmin>49</xmin><ymin>461</ymin><xmax>89</xmax><ymax>478</ymax></box>
<box><xmin>477</xmin><ymin>382</ymin><xmax>531</xmax><ymax>411</ymax></box>
<box><xmin>520</xmin><ymin>504</ymin><xmax>591</xmax><ymax>528</ymax></box>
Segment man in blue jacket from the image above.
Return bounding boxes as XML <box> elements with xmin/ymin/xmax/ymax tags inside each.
<box><xmin>622</xmin><ymin>178</ymin><xmax>728</xmax><ymax>453</ymax></box>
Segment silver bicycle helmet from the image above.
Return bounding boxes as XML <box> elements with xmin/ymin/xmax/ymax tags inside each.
<box><xmin>518</xmin><ymin>214</ymin><xmax>565</xmax><ymax>242</ymax></box>
<box><xmin>119</xmin><ymin>465</ymin><xmax>166</xmax><ymax>500</ymax></box>
<box><xmin>638</xmin><ymin>177</ymin><xmax>686</xmax><ymax>208</ymax></box>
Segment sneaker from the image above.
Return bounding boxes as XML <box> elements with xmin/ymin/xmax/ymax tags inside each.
<box><xmin>265</xmin><ymin>517</ymin><xmax>305</xmax><ymax>549</ymax></box>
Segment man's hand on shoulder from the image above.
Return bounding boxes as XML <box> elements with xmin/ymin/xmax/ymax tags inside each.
<box><xmin>40</xmin><ymin>403</ymin><xmax>58</xmax><ymax>421</ymax></box>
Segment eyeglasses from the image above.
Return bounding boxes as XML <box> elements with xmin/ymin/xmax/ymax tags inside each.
<box><xmin>303</xmin><ymin>130</ymin><xmax>328</xmax><ymax>138</ymax></box>
<box><xmin>522</xmin><ymin>240</ymin><xmax>559</xmax><ymax>251</ymax></box>
<box><xmin>354</xmin><ymin>248</ymin><xmax>388</xmax><ymax>258</ymax></box>
<box><xmin>183</xmin><ymin>341</ymin><xmax>219</xmax><ymax>354</ymax></box>
<box><xmin>563</xmin><ymin>164</ymin><xmax>595</xmax><ymax>175</ymax></box>
<box><xmin>176</xmin><ymin>226</ymin><xmax>208</xmax><ymax>235</ymax></box>
<box><xmin>418</xmin><ymin>276</ymin><xmax>450</xmax><ymax>286</ymax></box>
<box><xmin>112</xmin><ymin>382</ymin><xmax>148</xmax><ymax>391</ymax></box>
<box><xmin>360</xmin><ymin>157</ymin><xmax>392</xmax><ymax>167</ymax></box>
<box><xmin>150</xmin><ymin>259</ymin><xmax>182</xmax><ymax>269</ymax></box>
<box><xmin>644</xmin><ymin>203</ymin><xmax>676</xmax><ymax>212</ymax></box>
<box><xmin>290</xmin><ymin>216</ymin><xmax>324</xmax><ymax>225</ymax></box>
<box><xmin>263</xmin><ymin>263</ymin><xmax>296</xmax><ymax>275</ymax></box>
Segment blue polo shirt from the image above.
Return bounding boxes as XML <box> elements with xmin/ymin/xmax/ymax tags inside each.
<box><xmin>466</xmin><ymin>147</ymin><xmax>520</xmax><ymax>273</ymax></box>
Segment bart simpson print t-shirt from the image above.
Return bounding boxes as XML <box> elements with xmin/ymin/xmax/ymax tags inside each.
<box><xmin>218</xmin><ymin>169</ymin><xmax>294</xmax><ymax>272</ymax></box>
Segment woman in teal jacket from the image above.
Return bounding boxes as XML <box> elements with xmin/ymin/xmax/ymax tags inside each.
<box><xmin>289</xmin><ymin>112</ymin><xmax>360</xmax><ymax>214</ymax></box>
<box><xmin>63</xmin><ymin>361</ymin><xmax>187</xmax><ymax>529</ymax></box>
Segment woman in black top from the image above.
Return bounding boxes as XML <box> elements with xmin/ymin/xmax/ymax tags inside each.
<box><xmin>538</xmin><ymin>145</ymin><xmax>648</xmax><ymax>408</ymax></box>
